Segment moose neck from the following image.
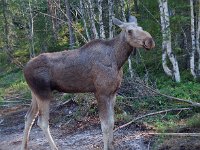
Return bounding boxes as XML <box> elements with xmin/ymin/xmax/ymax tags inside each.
<box><xmin>112</xmin><ymin>32</ymin><xmax>133</xmax><ymax>69</ymax></box>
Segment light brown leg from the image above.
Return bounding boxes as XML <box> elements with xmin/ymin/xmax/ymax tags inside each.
<box><xmin>37</xmin><ymin>99</ymin><xmax>58</xmax><ymax>150</ymax></box>
<box><xmin>96</xmin><ymin>93</ymin><xmax>116</xmax><ymax>150</ymax></box>
<box><xmin>21</xmin><ymin>92</ymin><xmax>38</xmax><ymax>150</ymax></box>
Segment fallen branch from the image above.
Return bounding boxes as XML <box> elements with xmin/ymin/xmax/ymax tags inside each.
<box><xmin>114</xmin><ymin>107</ymin><xmax>191</xmax><ymax>132</ymax></box>
<box><xmin>0</xmin><ymin>104</ymin><xmax>30</xmax><ymax>107</ymax></box>
<box><xmin>4</xmin><ymin>97</ymin><xmax>30</xmax><ymax>101</ymax></box>
<box><xmin>55</xmin><ymin>96</ymin><xmax>77</xmax><ymax>110</ymax></box>
<box><xmin>0</xmin><ymin>100</ymin><xmax>22</xmax><ymax>103</ymax></box>
<box><xmin>56</xmin><ymin>99</ymin><xmax>72</xmax><ymax>110</ymax></box>
<box><xmin>146</xmin><ymin>132</ymin><xmax>200</xmax><ymax>137</ymax></box>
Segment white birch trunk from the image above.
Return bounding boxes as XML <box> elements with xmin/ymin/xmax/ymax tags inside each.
<box><xmin>197</xmin><ymin>0</ymin><xmax>200</xmax><ymax>72</ymax></box>
<box><xmin>162</xmin><ymin>43</ymin><xmax>173</xmax><ymax>76</ymax></box>
<box><xmin>159</xmin><ymin>0</ymin><xmax>180</xmax><ymax>82</ymax></box>
<box><xmin>88</xmin><ymin>0</ymin><xmax>99</xmax><ymax>39</ymax></box>
<box><xmin>120</xmin><ymin>0</ymin><xmax>126</xmax><ymax>22</ymax></box>
<box><xmin>98</xmin><ymin>0</ymin><xmax>105</xmax><ymax>39</ymax></box>
<box><xmin>190</xmin><ymin>0</ymin><xmax>196</xmax><ymax>78</ymax></box>
<box><xmin>108</xmin><ymin>0</ymin><xmax>114</xmax><ymax>38</ymax></box>
<box><xmin>80</xmin><ymin>0</ymin><xmax>90</xmax><ymax>41</ymax></box>
<box><xmin>159</xmin><ymin>0</ymin><xmax>172</xmax><ymax>76</ymax></box>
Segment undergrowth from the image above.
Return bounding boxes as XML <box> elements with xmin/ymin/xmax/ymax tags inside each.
<box><xmin>0</xmin><ymin>68</ymin><xmax>30</xmax><ymax>103</ymax></box>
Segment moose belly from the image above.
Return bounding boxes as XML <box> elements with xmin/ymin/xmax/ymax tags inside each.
<box><xmin>51</xmin><ymin>74</ymin><xmax>95</xmax><ymax>93</ymax></box>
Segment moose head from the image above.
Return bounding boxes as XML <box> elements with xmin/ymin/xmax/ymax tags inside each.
<box><xmin>113</xmin><ymin>16</ymin><xmax>155</xmax><ymax>50</ymax></box>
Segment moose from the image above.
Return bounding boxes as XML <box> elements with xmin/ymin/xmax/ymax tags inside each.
<box><xmin>21</xmin><ymin>16</ymin><xmax>155</xmax><ymax>150</ymax></box>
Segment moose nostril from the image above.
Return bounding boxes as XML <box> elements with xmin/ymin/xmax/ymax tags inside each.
<box><xmin>144</xmin><ymin>38</ymin><xmax>155</xmax><ymax>49</ymax></box>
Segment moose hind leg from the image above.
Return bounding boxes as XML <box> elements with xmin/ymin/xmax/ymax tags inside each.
<box><xmin>96</xmin><ymin>94</ymin><xmax>116</xmax><ymax>150</ymax></box>
<box><xmin>36</xmin><ymin>98</ymin><xmax>58</xmax><ymax>150</ymax></box>
<box><xmin>21</xmin><ymin>92</ymin><xmax>38</xmax><ymax>150</ymax></box>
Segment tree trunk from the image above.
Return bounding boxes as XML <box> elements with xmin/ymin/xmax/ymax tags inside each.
<box><xmin>162</xmin><ymin>45</ymin><xmax>173</xmax><ymax>76</ymax></box>
<box><xmin>108</xmin><ymin>0</ymin><xmax>114</xmax><ymax>38</ymax></box>
<box><xmin>98</xmin><ymin>0</ymin><xmax>105</xmax><ymax>39</ymax></box>
<box><xmin>2</xmin><ymin>0</ymin><xmax>13</xmax><ymax>60</ymax></box>
<box><xmin>120</xmin><ymin>0</ymin><xmax>126</xmax><ymax>22</ymax></box>
<box><xmin>190</xmin><ymin>0</ymin><xmax>196</xmax><ymax>78</ymax></box>
<box><xmin>65</xmin><ymin>0</ymin><xmax>75</xmax><ymax>48</ymax></box>
<box><xmin>159</xmin><ymin>0</ymin><xmax>180</xmax><ymax>82</ymax></box>
<box><xmin>47</xmin><ymin>0</ymin><xmax>58</xmax><ymax>41</ymax></box>
<box><xmin>2</xmin><ymin>0</ymin><xmax>24</xmax><ymax>68</ymax></box>
<box><xmin>134</xmin><ymin>0</ymin><xmax>139</xmax><ymax>14</ymax></box>
<box><xmin>88</xmin><ymin>0</ymin><xmax>99</xmax><ymax>39</ymax></box>
<box><xmin>197</xmin><ymin>0</ymin><xmax>200</xmax><ymax>73</ymax></box>
<box><xmin>80</xmin><ymin>0</ymin><xmax>91</xmax><ymax>41</ymax></box>
<box><xmin>159</xmin><ymin>0</ymin><xmax>172</xmax><ymax>76</ymax></box>
<box><xmin>28</xmin><ymin>0</ymin><xmax>35</xmax><ymax>58</ymax></box>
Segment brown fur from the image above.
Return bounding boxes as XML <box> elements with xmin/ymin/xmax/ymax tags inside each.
<box><xmin>21</xmin><ymin>23</ymin><xmax>155</xmax><ymax>150</ymax></box>
<box><xmin>24</xmin><ymin>33</ymin><xmax>134</xmax><ymax>98</ymax></box>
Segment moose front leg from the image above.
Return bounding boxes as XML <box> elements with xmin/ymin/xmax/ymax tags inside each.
<box><xmin>96</xmin><ymin>93</ymin><xmax>116</xmax><ymax>150</ymax></box>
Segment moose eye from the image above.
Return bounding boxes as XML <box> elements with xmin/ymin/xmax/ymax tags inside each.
<box><xmin>128</xmin><ymin>30</ymin><xmax>133</xmax><ymax>34</ymax></box>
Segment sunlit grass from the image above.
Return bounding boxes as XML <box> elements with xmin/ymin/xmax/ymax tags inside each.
<box><xmin>0</xmin><ymin>69</ymin><xmax>31</xmax><ymax>102</ymax></box>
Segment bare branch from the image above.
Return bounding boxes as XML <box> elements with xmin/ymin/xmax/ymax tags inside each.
<box><xmin>146</xmin><ymin>132</ymin><xmax>200</xmax><ymax>137</ymax></box>
<box><xmin>51</xmin><ymin>0</ymin><xmax>88</xmax><ymax>43</ymax></box>
<box><xmin>114</xmin><ymin>108</ymin><xmax>191</xmax><ymax>132</ymax></box>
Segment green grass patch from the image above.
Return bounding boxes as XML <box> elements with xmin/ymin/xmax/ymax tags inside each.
<box><xmin>0</xmin><ymin>69</ymin><xmax>31</xmax><ymax>102</ymax></box>
<box><xmin>186</xmin><ymin>113</ymin><xmax>200</xmax><ymax>128</ymax></box>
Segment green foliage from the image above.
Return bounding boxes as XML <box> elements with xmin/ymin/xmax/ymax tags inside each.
<box><xmin>154</xmin><ymin>119</ymin><xmax>177</xmax><ymax>133</ymax></box>
<box><xmin>186</xmin><ymin>113</ymin><xmax>200</xmax><ymax>128</ymax></box>
<box><xmin>0</xmin><ymin>52</ymin><xmax>8</xmax><ymax>65</ymax></box>
<box><xmin>0</xmin><ymin>69</ymin><xmax>30</xmax><ymax>102</ymax></box>
<box><xmin>154</xmin><ymin>72</ymin><xmax>200</xmax><ymax>102</ymax></box>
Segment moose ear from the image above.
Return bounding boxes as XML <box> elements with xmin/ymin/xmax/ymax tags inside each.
<box><xmin>112</xmin><ymin>17</ymin><xmax>124</xmax><ymax>28</ymax></box>
<box><xmin>129</xmin><ymin>16</ymin><xmax>137</xmax><ymax>24</ymax></box>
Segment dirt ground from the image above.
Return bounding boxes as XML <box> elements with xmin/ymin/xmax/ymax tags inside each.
<box><xmin>1</xmin><ymin>102</ymin><xmax>200</xmax><ymax>150</ymax></box>
<box><xmin>0</xmin><ymin>103</ymin><xmax>152</xmax><ymax>150</ymax></box>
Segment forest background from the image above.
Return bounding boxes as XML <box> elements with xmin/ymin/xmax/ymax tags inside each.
<box><xmin>0</xmin><ymin>0</ymin><xmax>200</xmax><ymax>149</ymax></box>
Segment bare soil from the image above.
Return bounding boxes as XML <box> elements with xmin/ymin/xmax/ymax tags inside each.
<box><xmin>1</xmin><ymin>102</ymin><xmax>200</xmax><ymax>150</ymax></box>
<box><xmin>0</xmin><ymin>103</ymin><xmax>151</xmax><ymax>150</ymax></box>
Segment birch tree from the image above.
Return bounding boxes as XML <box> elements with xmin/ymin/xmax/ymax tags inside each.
<box><xmin>88</xmin><ymin>0</ymin><xmax>99</xmax><ymax>39</ymax></box>
<box><xmin>190</xmin><ymin>0</ymin><xmax>196</xmax><ymax>78</ymax></box>
<box><xmin>47</xmin><ymin>0</ymin><xmax>59</xmax><ymax>40</ymax></box>
<box><xmin>120</xmin><ymin>0</ymin><xmax>126</xmax><ymax>22</ymax></box>
<box><xmin>98</xmin><ymin>0</ymin><xmax>105</xmax><ymax>39</ymax></box>
<box><xmin>196</xmin><ymin>0</ymin><xmax>200</xmax><ymax>73</ymax></box>
<box><xmin>108</xmin><ymin>0</ymin><xmax>114</xmax><ymax>38</ymax></box>
<box><xmin>159</xmin><ymin>0</ymin><xmax>181</xmax><ymax>82</ymax></box>
<box><xmin>79</xmin><ymin>0</ymin><xmax>90</xmax><ymax>41</ymax></box>
<box><xmin>28</xmin><ymin>0</ymin><xmax>35</xmax><ymax>58</ymax></box>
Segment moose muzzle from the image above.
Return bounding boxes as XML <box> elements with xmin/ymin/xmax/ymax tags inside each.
<box><xmin>143</xmin><ymin>38</ymin><xmax>155</xmax><ymax>50</ymax></box>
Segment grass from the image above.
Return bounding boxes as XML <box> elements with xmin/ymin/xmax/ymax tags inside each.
<box><xmin>0</xmin><ymin>68</ymin><xmax>30</xmax><ymax>103</ymax></box>
<box><xmin>186</xmin><ymin>113</ymin><xmax>200</xmax><ymax>128</ymax></box>
<box><xmin>157</xmin><ymin>76</ymin><xmax>200</xmax><ymax>102</ymax></box>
